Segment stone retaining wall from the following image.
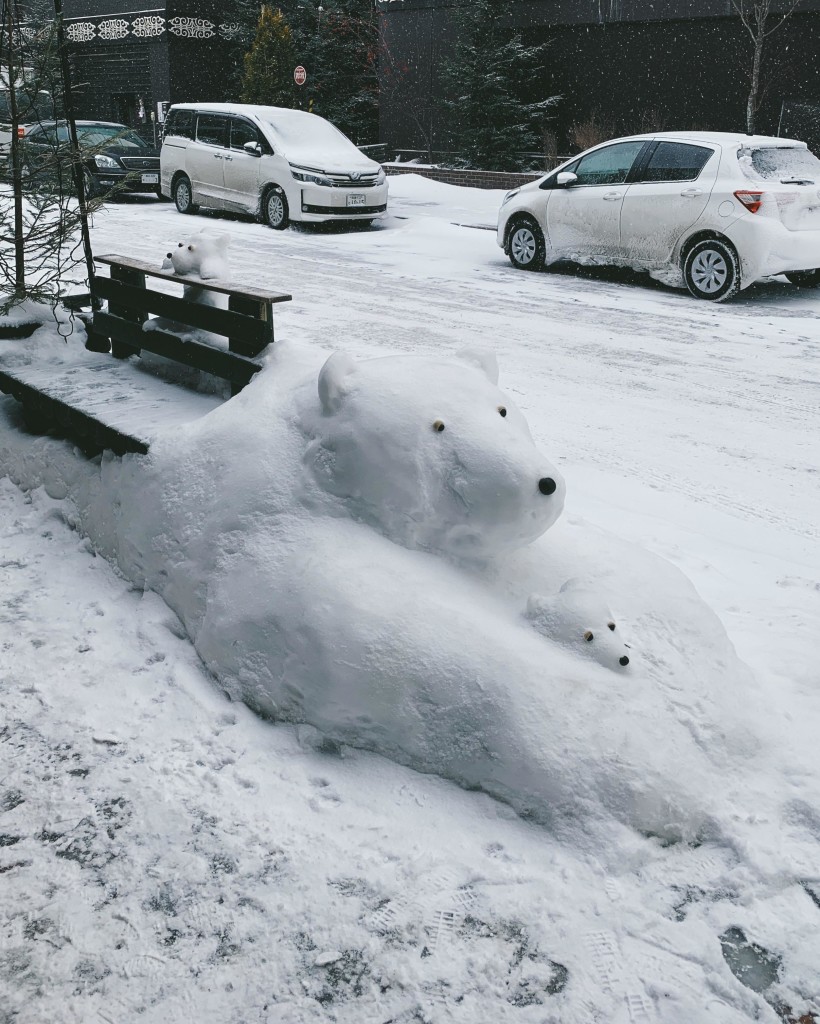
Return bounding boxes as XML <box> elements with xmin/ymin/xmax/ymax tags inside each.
<box><xmin>383</xmin><ymin>164</ymin><xmax>544</xmax><ymax>191</ymax></box>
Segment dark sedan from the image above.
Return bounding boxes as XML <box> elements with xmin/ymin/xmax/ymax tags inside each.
<box><xmin>21</xmin><ymin>120</ymin><xmax>161</xmax><ymax>199</ymax></box>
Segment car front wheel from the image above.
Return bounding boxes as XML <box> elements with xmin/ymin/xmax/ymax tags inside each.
<box><xmin>508</xmin><ymin>219</ymin><xmax>545</xmax><ymax>271</ymax></box>
<box><xmin>785</xmin><ymin>269</ymin><xmax>820</xmax><ymax>286</ymax></box>
<box><xmin>264</xmin><ymin>187</ymin><xmax>289</xmax><ymax>230</ymax></box>
<box><xmin>683</xmin><ymin>239</ymin><xmax>740</xmax><ymax>301</ymax></box>
<box><xmin>173</xmin><ymin>175</ymin><xmax>197</xmax><ymax>215</ymax></box>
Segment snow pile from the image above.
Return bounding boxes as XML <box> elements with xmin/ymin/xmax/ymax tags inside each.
<box><xmin>0</xmin><ymin>332</ymin><xmax>769</xmax><ymax>842</ymax></box>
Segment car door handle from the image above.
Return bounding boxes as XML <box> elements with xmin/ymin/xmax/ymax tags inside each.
<box><xmin>602</xmin><ymin>192</ymin><xmax>622</xmax><ymax>201</ymax></box>
<box><xmin>224</xmin><ymin>155</ymin><xmax>232</xmax><ymax>162</ymax></box>
<box><xmin>680</xmin><ymin>187</ymin><xmax>703</xmax><ymax>197</ymax></box>
<box><xmin>214</xmin><ymin>153</ymin><xmax>223</xmax><ymax>159</ymax></box>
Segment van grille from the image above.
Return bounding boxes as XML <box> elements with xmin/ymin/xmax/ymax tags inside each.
<box><xmin>326</xmin><ymin>172</ymin><xmax>380</xmax><ymax>188</ymax></box>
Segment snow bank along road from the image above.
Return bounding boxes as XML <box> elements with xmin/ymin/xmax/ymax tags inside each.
<box><xmin>1</xmin><ymin>175</ymin><xmax>819</xmax><ymax>1023</ymax></box>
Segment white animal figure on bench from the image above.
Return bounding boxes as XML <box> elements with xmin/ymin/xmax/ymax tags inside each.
<box><xmin>161</xmin><ymin>231</ymin><xmax>232</xmax><ymax>310</ymax></box>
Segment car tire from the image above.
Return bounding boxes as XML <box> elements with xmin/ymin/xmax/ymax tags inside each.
<box><xmin>683</xmin><ymin>238</ymin><xmax>740</xmax><ymax>302</ymax></box>
<box><xmin>784</xmin><ymin>269</ymin><xmax>820</xmax><ymax>287</ymax></box>
<box><xmin>263</xmin><ymin>186</ymin><xmax>289</xmax><ymax>230</ymax></box>
<box><xmin>508</xmin><ymin>219</ymin><xmax>546</xmax><ymax>272</ymax></box>
<box><xmin>173</xmin><ymin>175</ymin><xmax>197</xmax><ymax>215</ymax></box>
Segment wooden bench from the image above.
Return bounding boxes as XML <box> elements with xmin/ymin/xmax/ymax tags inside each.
<box><xmin>0</xmin><ymin>255</ymin><xmax>292</xmax><ymax>456</ymax></box>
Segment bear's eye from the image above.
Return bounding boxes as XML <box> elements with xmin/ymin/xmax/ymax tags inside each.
<box><xmin>188</xmin><ymin>244</ymin><xmax>195</xmax><ymax>251</ymax></box>
<box><xmin>584</xmin><ymin>630</ymin><xmax>594</xmax><ymax>642</ymax></box>
<box><xmin>498</xmin><ymin>406</ymin><xmax>507</xmax><ymax>418</ymax></box>
<box><xmin>608</xmin><ymin>621</ymin><xmax>616</xmax><ymax>631</ymax></box>
<box><xmin>177</xmin><ymin>242</ymin><xmax>183</xmax><ymax>248</ymax></box>
<box><xmin>432</xmin><ymin>420</ymin><xmax>445</xmax><ymax>433</ymax></box>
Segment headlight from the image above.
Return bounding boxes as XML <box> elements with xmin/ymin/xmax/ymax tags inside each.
<box><xmin>290</xmin><ymin>165</ymin><xmax>332</xmax><ymax>187</ymax></box>
<box><xmin>501</xmin><ymin>189</ymin><xmax>519</xmax><ymax>207</ymax></box>
<box><xmin>94</xmin><ymin>154</ymin><xmax>120</xmax><ymax>169</ymax></box>
<box><xmin>376</xmin><ymin>167</ymin><xmax>386</xmax><ymax>185</ymax></box>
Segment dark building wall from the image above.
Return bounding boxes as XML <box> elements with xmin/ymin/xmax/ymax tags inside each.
<box><xmin>378</xmin><ymin>0</ymin><xmax>820</xmax><ymax>155</ymax></box>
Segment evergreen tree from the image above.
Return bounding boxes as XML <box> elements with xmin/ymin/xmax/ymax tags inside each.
<box><xmin>441</xmin><ymin>0</ymin><xmax>559</xmax><ymax>171</ymax></box>
<box><xmin>289</xmin><ymin>0</ymin><xmax>379</xmax><ymax>144</ymax></box>
<box><xmin>241</xmin><ymin>6</ymin><xmax>295</xmax><ymax>108</ymax></box>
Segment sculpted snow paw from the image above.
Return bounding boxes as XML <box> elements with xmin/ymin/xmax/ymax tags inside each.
<box><xmin>299</xmin><ymin>347</ymin><xmax>566</xmax><ymax>558</ymax></box>
<box><xmin>526</xmin><ymin>578</ymin><xmax>633</xmax><ymax>670</ymax></box>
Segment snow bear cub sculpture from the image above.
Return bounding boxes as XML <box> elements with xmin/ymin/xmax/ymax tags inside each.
<box><xmin>161</xmin><ymin>230</ymin><xmax>231</xmax><ymax>309</ymax></box>
<box><xmin>299</xmin><ymin>348</ymin><xmax>566</xmax><ymax>557</ymax></box>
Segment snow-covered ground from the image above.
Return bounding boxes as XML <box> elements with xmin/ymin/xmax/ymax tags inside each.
<box><xmin>1</xmin><ymin>175</ymin><xmax>819</xmax><ymax>1022</ymax></box>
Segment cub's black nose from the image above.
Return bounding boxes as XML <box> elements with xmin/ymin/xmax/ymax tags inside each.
<box><xmin>166</xmin><ymin>252</ymin><xmax>172</xmax><ymax>259</ymax></box>
<box><xmin>539</xmin><ymin>477</ymin><xmax>557</xmax><ymax>496</ymax></box>
<box><xmin>619</xmin><ymin>655</ymin><xmax>630</xmax><ymax>667</ymax></box>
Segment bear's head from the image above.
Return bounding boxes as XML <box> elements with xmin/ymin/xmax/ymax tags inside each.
<box><xmin>301</xmin><ymin>348</ymin><xmax>566</xmax><ymax>557</ymax></box>
<box><xmin>526</xmin><ymin>579</ymin><xmax>632</xmax><ymax>669</ymax></box>
<box><xmin>162</xmin><ymin>231</ymin><xmax>231</xmax><ymax>280</ymax></box>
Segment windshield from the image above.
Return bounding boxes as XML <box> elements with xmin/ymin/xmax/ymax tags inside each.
<box><xmin>76</xmin><ymin>125</ymin><xmax>148</xmax><ymax>149</ymax></box>
<box><xmin>0</xmin><ymin>89</ymin><xmax>55</xmax><ymax>124</ymax></box>
<box><xmin>260</xmin><ymin>111</ymin><xmax>360</xmax><ymax>161</ymax></box>
<box><xmin>738</xmin><ymin>145</ymin><xmax>820</xmax><ymax>183</ymax></box>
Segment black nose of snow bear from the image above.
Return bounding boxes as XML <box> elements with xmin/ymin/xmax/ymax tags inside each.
<box><xmin>539</xmin><ymin>477</ymin><xmax>557</xmax><ymax>496</ymax></box>
<box><xmin>619</xmin><ymin>655</ymin><xmax>630</xmax><ymax>667</ymax></box>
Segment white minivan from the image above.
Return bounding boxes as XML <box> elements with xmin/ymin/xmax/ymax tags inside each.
<box><xmin>160</xmin><ymin>102</ymin><xmax>388</xmax><ymax>229</ymax></box>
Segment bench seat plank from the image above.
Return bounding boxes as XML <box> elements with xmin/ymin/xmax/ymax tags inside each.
<box><xmin>0</xmin><ymin>359</ymin><xmax>223</xmax><ymax>455</ymax></box>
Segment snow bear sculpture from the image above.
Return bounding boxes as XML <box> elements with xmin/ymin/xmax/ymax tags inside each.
<box><xmin>299</xmin><ymin>349</ymin><xmax>566</xmax><ymax>557</ymax></box>
<box><xmin>526</xmin><ymin>579</ymin><xmax>633</xmax><ymax>670</ymax></box>
<box><xmin>0</xmin><ymin>341</ymin><xmax>764</xmax><ymax>839</ymax></box>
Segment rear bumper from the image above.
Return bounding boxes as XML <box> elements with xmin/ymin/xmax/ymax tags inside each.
<box><xmin>727</xmin><ymin>215</ymin><xmax>820</xmax><ymax>282</ymax></box>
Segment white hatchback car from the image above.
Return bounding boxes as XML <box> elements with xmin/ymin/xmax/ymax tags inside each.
<box><xmin>161</xmin><ymin>103</ymin><xmax>388</xmax><ymax>229</ymax></box>
<box><xmin>497</xmin><ymin>131</ymin><xmax>820</xmax><ymax>300</ymax></box>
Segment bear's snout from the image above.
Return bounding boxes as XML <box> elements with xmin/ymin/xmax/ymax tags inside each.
<box><xmin>539</xmin><ymin>477</ymin><xmax>557</xmax><ymax>496</ymax></box>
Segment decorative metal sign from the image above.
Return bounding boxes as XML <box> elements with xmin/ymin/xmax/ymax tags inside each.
<box><xmin>58</xmin><ymin>16</ymin><xmax>250</xmax><ymax>43</ymax></box>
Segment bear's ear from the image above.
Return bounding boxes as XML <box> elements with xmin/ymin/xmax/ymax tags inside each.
<box><xmin>318</xmin><ymin>352</ymin><xmax>357</xmax><ymax>414</ymax></box>
<box><xmin>456</xmin><ymin>347</ymin><xmax>499</xmax><ymax>385</ymax></box>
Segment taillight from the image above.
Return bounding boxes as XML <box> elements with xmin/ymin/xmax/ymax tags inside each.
<box><xmin>734</xmin><ymin>189</ymin><xmax>764</xmax><ymax>213</ymax></box>
<box><xmin>16</xmin><ymin>127</ymin><xmax>25</xmax><ymax>138</ymax></box>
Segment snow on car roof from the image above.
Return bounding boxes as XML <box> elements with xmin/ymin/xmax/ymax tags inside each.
<box><xmin>611</xmin><ymin>130</ymin><xmax>806</xmax><ymax>149</ymax></box>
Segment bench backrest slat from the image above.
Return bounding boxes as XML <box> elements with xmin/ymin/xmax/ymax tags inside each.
<box><xmin>93</xmin><ymin>277</ymin><xmax>270</xmax><ymax>351</ymax></box>
<box><xmin>95</xmin><ymin>254</ymin><xmax>292</xmax><ymax>304</ymax></box>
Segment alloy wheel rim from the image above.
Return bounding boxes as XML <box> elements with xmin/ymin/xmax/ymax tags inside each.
<box><xmin>512</xmin><ymin>227</ymin><xmax>536</xmax><ymax>264</ymax></box>
<box><xmin>691</xmin><ymin>249</ymin><xmax>728</xmax><ymax>294</ymax></box>
<box><xmin>268</xmin><ymin>194</ymin><xmax>284</xmax><ymax>225</ymax></box>
<box><xmin>177</xmin><ymin>182</ymin><xmax>190</xmax><ymax>210</ymax></box>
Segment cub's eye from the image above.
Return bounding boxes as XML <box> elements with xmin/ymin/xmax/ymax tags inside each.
<box><xmin>498</xmin><ymin>406</ymin><xmax>507</xmax><ymax>418</ymax></box>
<box><xmin>608</xmin><ymin>622</ymin><xmax>616</xmax><ymax>631</ymax></box>
<box><xmin>187</xmin><ymin>244</ymin><xmax>195</xmax><ymax>251</ymax></box>
<box><xmin>177</xmin><ymin>242</ymin><xmax>184</xmax><ymax>247</ymax></box>
<box><xmin>433</xmin><ymin>420</ymin><xmax>445</xmax><ymax>433</ymax></box>
<box><xmin>584</xmin><ymin>630</ymin><xmax>594</xmax><ymax>642</ymax></box>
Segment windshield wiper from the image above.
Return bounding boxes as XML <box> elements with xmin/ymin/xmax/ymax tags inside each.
<box><xmin>779</xmin><ymin>177</ymin><xmax>815</xmax><ymax>185</ymax></box>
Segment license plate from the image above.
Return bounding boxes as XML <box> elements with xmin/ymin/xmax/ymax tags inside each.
<box><xmin>346</xmin><ymin>193</ymin><xmax>366</xmax><ymax>207</ymax></box>
<box><xmin>141</xmin><ymin>173</ymin><xmax>159</xmax><ymax>184</ymax></box>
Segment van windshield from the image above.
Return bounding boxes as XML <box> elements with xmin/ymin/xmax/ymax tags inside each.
<box><xmin>259</xmin><ymin>111</ymin><xmax>361</xmax><ymax>161</ymax></box>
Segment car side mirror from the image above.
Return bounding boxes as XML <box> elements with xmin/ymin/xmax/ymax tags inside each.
<box><xmin>556</xmin><ymin>171</ymin><xmax>578</xmax><ymax>188</ymax></box>
<box><xmin>244</xmin><ymin>141</ymin><xmax>262</xmax><ymax>157</ymax></box>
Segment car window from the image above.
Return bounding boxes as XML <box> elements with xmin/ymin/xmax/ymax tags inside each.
<box><xmin>196</xmin><ymin>113</ymin><xmax>228</xmax><ymax>148</ymax></box>
<box><xmin>76</xmin><ymin>125</ymin><xmax>147</xmax><ymax>149</ymax></box>
<box><xmin>738</xmin><ymin>145</ymin><xmax>820</xmax><ymax>182</ymax></box>
<box><xmin>572</xmin><ymin>141</ymin><xmax>646</xmax><ymax>186</ymax></box>
<box><xmin>637</xmin><ymin>142</ymin><xmax>713</xmax><ymax>182</ymax></box>
<box><xmin>165</xmin><ymin>108</ymin><xmax>195</xmax><ymax>139</ymax></box>
<box><xmin>230</xmin><ymin>118</ymin><xmax>260</xmax><ymax>151</ymax></box>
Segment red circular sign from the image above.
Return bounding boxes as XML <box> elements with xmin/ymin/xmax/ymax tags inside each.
<box><xmin>294</xmin><ymin>65</ymin><xmax>307</xmax><ymax>86</ymax></box>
